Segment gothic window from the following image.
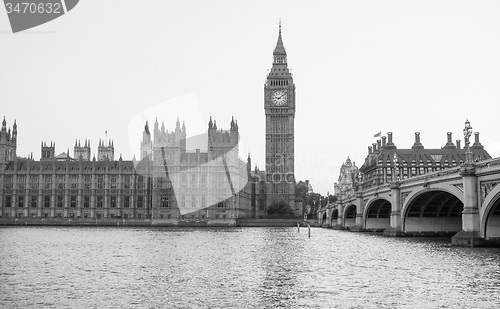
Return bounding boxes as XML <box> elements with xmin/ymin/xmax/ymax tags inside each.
<box><xmin>97</xmin><ymin>196</ymin><xmax>103</xmax><ymax>208</ymax></box>
<box><xmin>18</xmin><ymin>196</ymin><xmax>24</xmax><ymax>208</ymax></box>
<box><xmin>31</xmin><ymin>196</ymin><xmax>37</xmax><ymax>208</ymax></box>
<box><xmin>161</xmin><ymin>196</ymin><xmax>169</xmax><ymax>208</ymax></box>
<box><xmin>57</xmin><ymin>175</ymin><xmax>65</xmax><ymax>189</ymax></box>
<box><xmin>44</xmin><ymin>196</ymin><xmax>50</xmax><ymax>208</ymax></box>
<box><xmin>57</xmin><ymin>196</ymin><xmax>64</xmax><ymax>208</ymax></box>
<box><xmin>136</xmin><ymin>176</ymin><xmax>144</xmax><ymax>189</ymax></box>
<box><xmin>18</xmin><ymin>175</ymin><xmax>26</xmax><ymax>190</ymax></box>
<box><xmin>97</xmin><ymin>175</ymin><xmax>104</xmax><ymax>189</ymax></box>
<box><xmin>123</xmin><ymin>175</ymin><xmax>130</xmax><ymax>189</ymax></box>
<box><xmin>5</xmin><ymin>176</ymin><xmax>13</xmax><ymax>189</ymax></box>
<box><xmin>84</xmin><ymin>175</ymin><xmax>91</xmax><ymax>189</ymax></box>
<box><xmin>110</xmin><ymin>196</ymin><xmax>117</xmax><ymax>208</ymax></box>
<box><xmin>137</xmin><ymin>195</ymin><xmax>144</xmax><ymax>208</ymax></box>
<box><xmin>83</xmin><ymin>196</ymin><xmax>90</xmax><ymax>208</ymax></box>
<box><xmin>44</xmin><ymin>175</ymin><xmax>51</xmax><ymax>189</ymax></box>
<box><xmin>69</xmin><ymin>196</ymin><xmax>77</xmax><ymax>208</ymax></box>
<box><xmin>110</xmin><ymin>176</ymin><xmax>117</xmax><ymax>189</ymax></box>
<box><xmin>31</xmin><ymin>176</ymin><xmax>39</xmax><ymax>189</ymax></box>
<box><xmin>124</xmin><ymin>196</ymin><xmax>130</xmax><ymax>208</ymax></box>
<box><xmin>4</xmin><ymin>196</ymin><xmax>11</xmax><ymax>208</ymax></box>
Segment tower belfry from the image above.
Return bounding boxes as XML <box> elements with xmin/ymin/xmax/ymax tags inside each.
<box><xmin>264</xmin><ymin>22</ymin><xmax>296</xmax><ymax>209</ymax></box>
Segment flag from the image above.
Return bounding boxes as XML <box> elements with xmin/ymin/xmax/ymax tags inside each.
<box><xmin>374</xmin><ymin>131</ymin><xmax>381</xmax><ymax>138</ymax></box>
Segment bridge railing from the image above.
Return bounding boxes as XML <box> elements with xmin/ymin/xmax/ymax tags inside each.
<box><xmin>474</xmin><ymin>157</ymin><xmax>500</xmax><ymax>168</ymax></box>
<box><xmin>398</xmin><ymin>166</ymin><xmax>462</xmax><ymax>185</ymax></box>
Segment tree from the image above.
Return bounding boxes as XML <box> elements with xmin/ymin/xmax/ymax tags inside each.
<box><xmin>328</xmin><ymin>195</ymin><xmax>338</xmax><ymax>203</ymax></box>
<box><xmin>295</xmin><ymin>181</ymin><xmax>309</xmax><ymax>202</ymax></box>
<box><xmin>321</xmin><ymin>195</ymin><xmax>328</xmax><ymax>207</ymax></box>
<box><xmin>267</xmin><ymin>201</ymin><xmax>294</xmax><ymax>217</ymax></box>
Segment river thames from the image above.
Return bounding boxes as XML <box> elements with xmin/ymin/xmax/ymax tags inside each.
<box><xmin>1</xmin><ymin>226</ymin><xmax>499</xmax><ymax>308</ymax></box>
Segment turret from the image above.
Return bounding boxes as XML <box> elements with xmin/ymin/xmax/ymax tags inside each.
<box><xmin>41</xmin><ymin>141</ymin><xmax>55</xmax><ymax>160</ymax></box>
<box><xmin>207</xmin><ymin>116</ymin><xmax>239</xmax><ymax>160</ymax></box>
<box><xmin>247</xmin><ymin>153</ymin><xmax>252</xmax><ymax>176</ymax></box>
<box><xmin>12</xmin><ymin>120</ymin><xmax>17</xmax><ymax>140</ymax></box>
<box><xmin>74</xmin><ymin>139</ymin><xmax>91</xmax><ymax>161</ymax></box>
<box><xmin>140</xmin><ymin>121</ymin><xmax>152</xmax><ymax>160</ymax></box>
<box><xmin>98</xmin><ymin>139</ymin><xmax>114</xmax><ymax>161</ymax></box>
<box><xmin>0</xmin><ymin>117</ymin><xmax>17</xmax><ymax>165</ymax></box>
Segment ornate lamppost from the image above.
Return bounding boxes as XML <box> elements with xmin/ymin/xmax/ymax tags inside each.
<box><xmin>463</xmin><ymin>119</ymin><xmax>473</xmax><ymax>164</ymax></box>
<box><xmin>355</xmin><ymin>172</ymin><xmax>363</xmax><ymax>191</ymax></box>
<box><xmin>392</xmin><ymin>153</ymin><xmax>399</xmax><ymax>181</ymax></box>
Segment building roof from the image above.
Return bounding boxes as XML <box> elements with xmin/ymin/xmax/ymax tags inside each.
<box><xmin>360</xmin><ymin>132</ymin><xmax>491</xmax><ymax>173</ymax></box>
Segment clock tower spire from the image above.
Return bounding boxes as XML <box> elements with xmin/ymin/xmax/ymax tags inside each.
<box><xmin>264</xmin><ymin>22</ymin><xmax>296</xmax><ymax>211</ymax></box>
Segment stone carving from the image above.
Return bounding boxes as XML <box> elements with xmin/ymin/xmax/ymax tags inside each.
<box><xmin>453</xmin><ymin>184</ymin><xmax>463</xmax><ymax>193</ymax></box>
<box><xmin>401</xmin><ymin>191</ymin><xmax>410</xmax><ymax>205</ymax></box>
<box><xmin>480</xmin><ymin>181</ymin><xmax>500</xmax><ymax>206</ymax></box>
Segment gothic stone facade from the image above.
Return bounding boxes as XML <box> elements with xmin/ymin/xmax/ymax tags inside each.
<box><xmin>0</xmin><ymin>117</ymin><xmax>254</xmax><ymax>222</ymax></box>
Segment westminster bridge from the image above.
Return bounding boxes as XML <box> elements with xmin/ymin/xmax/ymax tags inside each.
<box><xmin>317</xmin><ymin>158</ymin><xmax>500</xmax><ymax>246</ymax></box>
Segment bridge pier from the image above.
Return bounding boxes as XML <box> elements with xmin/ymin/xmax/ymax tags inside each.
<box><xmin>383</xmin><ymin>181</ymin><xmax>404</xmax><ymax>237</ymax></box>
<box><xmin>334</xmin><ymin>203</ymin><xmax>344</xmax><ymax>229</ymax></box>
<box><xmin>452</xmin><ymin>165</ymin><xmax>488</xmax><ymax>246</ymax></box>
<box><xmin>352</xmin><ymin>193</ymin><xmax>366</xmax><ymax>232</ymax></box>
<box><xmin>323</xmin><ymin>209</ymin><xmax>331</xmax><ymax>228</ymax></box>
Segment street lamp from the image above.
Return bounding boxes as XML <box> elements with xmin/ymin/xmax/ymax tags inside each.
<box><xmin>392</xmin><ymin>153</ymin><xmax>399</xmax><ymax>181</ymax></box>
<box><xmin>354</xmin><ymin>172</ymin><xmax>362</xmax><ymax>191</ymax></box>
<box><xmin>463</xmin><ymin>119</ymin><xmax>473</xmax><ymax>164</ymax></box>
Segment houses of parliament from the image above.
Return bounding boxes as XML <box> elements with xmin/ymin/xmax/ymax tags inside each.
<box><xmin>0</xmin><ymin>25</ymin><xmax>298</xmax><ymax>223</ymax></box>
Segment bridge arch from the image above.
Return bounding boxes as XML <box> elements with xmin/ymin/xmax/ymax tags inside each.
<box><xmin>330</xmin><ymin>208</ymin><xmax>339</xmax><ymax>226</ymax></box>
<box><xmin>481</xmin><ymin>184</ymin><xmax>500</xmax><ymax>239</ymax></box>
<box><xmin>364</xmin><ymin>198</ymin><xmax>391</xmax><ymax>231</ymax></box>
<box><xmin>343</xmin><ymin>204</ymin><xmax>356</xmax><ymax>228</ymax></box>
<box><xmin>402</xmin><ymin>188</ymin><xmax>463</xmax><ymax>235</ymax></box>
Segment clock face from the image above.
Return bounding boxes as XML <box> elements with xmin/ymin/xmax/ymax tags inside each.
<box><xmin>272</xmin><ymin>90</ymin><xmax>287</xmax><ymax>106</ymax></box>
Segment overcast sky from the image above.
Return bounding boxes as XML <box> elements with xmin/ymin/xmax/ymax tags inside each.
<box><xmin>2</xmin><ymin>0</ymin><xmax>500</xmax><ymax>195</ymax></box>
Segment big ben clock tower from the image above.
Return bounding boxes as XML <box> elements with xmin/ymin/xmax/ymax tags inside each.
<box><xmin>264</xmin><ymin>23</ymin><xmax>295</xmax><ymax>209</ymax></box>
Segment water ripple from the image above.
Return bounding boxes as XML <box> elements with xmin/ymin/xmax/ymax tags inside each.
<box><xmin>1</xmin><ymin>227</ymin><xmax>500</xmax><ymax>308</ymax></box>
